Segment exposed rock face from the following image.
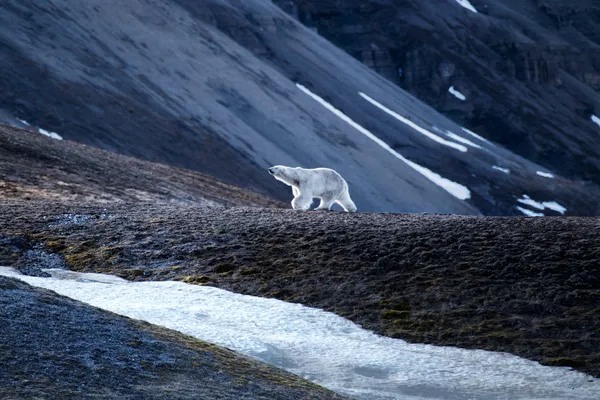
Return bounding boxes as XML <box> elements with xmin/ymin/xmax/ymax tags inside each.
<box><xmin>272</xmin><ymin>0</ymin><xmax>600</xmax><ymax>182</ymax></box>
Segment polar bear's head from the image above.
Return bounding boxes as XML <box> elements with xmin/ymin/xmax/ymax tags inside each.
<box><xmin>268</xmin><ymin>165</ymin><xmax>299</xmax><ymax>186</ymax></box>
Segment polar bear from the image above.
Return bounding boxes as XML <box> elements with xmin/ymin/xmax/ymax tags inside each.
<box><xmin>268</xmin><ymin>165</ymin><xmax>357</xmax><ymax>212</ymax></box>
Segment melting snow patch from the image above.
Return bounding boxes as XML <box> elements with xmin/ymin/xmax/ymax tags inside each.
<box><xmin>39</xmin><ymin>128</ymin><xmax>63</xmax><ymax>140</ymax></box>
<box><xmin>454</xmin><ymin>0</ymin><xmax>478</xmax><ymax>13</ymax></box>
<box><xmin>492</xmin><ymin>166</ymin><xmax>510</xmax><ymax>174</ymax></box>
<box><xmin>517</xmin><ymin>195</ymin><xmax>544</xmax><ymax>210</ymax></box>
<box><xmin>461</xmin><ymin>127</ymin><xmax>493</xmax><ymax>145</ymax></box>
<box><xmin>592</xmin><ymin>115</ymin><xmax>600</xmax><ymax>128</ymax></box>
<box><xmin>516</xmin><ymin>206</ymin><xmax>545</xmax><ymax>217</ymax></box>
<box><xmin>1</xmin><ymin>267</ymin><xmax>599</xmax><ymax>400</ymax></box>
<box><xmin>448</xmin><ymin>86</ymin><xmax>466</xmax><ymax>101</ymax></box>
<box><xmin>446</xmin><ymin>132</ymin><xmax>481</xmax><ymax>149</ymax></box>
<box><xmin>359</xmin><ymin>92</ymin><xmax>468</xmax><ymax>153</ymax></box>
<box><xmin>542</xmin><ymin>201</ymin><xmax>567</xmax><ymax>215</ymax></box>
<box><xmin>536</xmin><ymin>171</ymin><xmax>555</xmax><ymax>179</ymax></box>
<box><xmin>517</xmin><ymin>195</ymin><xmax>567</xmax><ymax>215</ymax></box>
<box><xmin>297</xmin><ymin>84</ymin><xmax>470</xmax><ymax>200</ymax></box>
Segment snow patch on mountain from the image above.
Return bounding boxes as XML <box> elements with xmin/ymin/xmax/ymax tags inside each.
<box><xmin>454</xmin><ymin>0</ymin><xmax>478</xmax><ymax>13</ymax></box>
<box><xmin>296</xmin><ymin>84</ymin><xmax>471</xmax><ymax>200</ymax></box>
<box><xmin>517</xmin><ymin>195</ymin><xmax>567</xmax><ymax>215</ymax></box>
<box><xmin>39</xmin><ymin>128</ymin><xmax>63</xmax><ymax>140</ymax></box>
<box><xmin>516</xmin><ymin>206</ymin><xmax>545</xmax><ymax>217</ymax></box>
<box><xmin>492</xmin><ymin>166</ymin><xmax>510</xmax><ymax>174</ymax></box>
<box><xmin>592</xmin><ymin>114</ymin><xmax>600</xmax><ymax>128</ymax></box>
<box><xmin>461</xmin><ymin>127</ymin><xmax>493</xmax><ymax>145</ymax></box>
<box><xmin>448</xmin><ymin>86</ymin><xmax>466</xmax><ymax>101</ymax></box>
<box><xmin>446</xmin><ymin>132</ymin><xmax>481</xmax><ymax>149</ymax></box>
<box><xmin>536</xmin><ymin>171</ymin><xmax>555</xmax><ymax>179</ymax></box>
<box><xmin>1</xmin><ymin>266</ymin><xmax>598</xmax><ymax>400</ymax></box>
<box><xmin>359</xmin><ymin>92</ymin><xmax>468</xmax><ymax>153</ymax></box>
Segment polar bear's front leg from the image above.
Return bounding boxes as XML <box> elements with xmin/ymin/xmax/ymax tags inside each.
<box><xmin>292</xmin><ymin>186</ymin><xmax>299</xmax><ymax>197</ymax></box>
<box><xmin>291</xmin><ymin>191</ymin><xmax>313</xmax><ymax>210</ymax></box>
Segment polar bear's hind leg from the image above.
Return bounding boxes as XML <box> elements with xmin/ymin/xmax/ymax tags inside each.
<box><xmin>337</xmin><ymin>192</ymin><xmax>357</xmax><ymax>212</ymax></box>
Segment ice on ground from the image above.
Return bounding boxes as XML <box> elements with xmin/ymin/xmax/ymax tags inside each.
<box><xmin>1</xmin><ymin>266</ymin><xmax>598</xmax><ymax>400</ymax></box>
<box><xmin>492</xmin><ymin>166</ymin><xmax>510</xmax><ymax>174</ymax></box>
<box><xmin>516</xmin><ymin>206</ymin><xmax>545</xmax><ymax>217</ymax></box>
<box><xmin>18</xmin><ymin>119</ymin><xmax>30</xmax><ymax>126</ymax></box>
<box><xmin>455</xmin><ymin>0</ymin><xmax>478</xmax><ymax>13</ymax></box>
<box><xmin>296</xmin><ymin>84</ymin><xmax>470</xmax><ymax>200</ymax></box>
<box><xmin>592</xmin><ymin>114</ymin><xmax>600</xmax><ymax>128</ymax></box>
<box><xmin>517</xmin><ymin>195</ymin><xmax>567</xmax><ymax>215</ymax></box>
<box><xmin>38</xmin><ymin>128</ymin><xmax>63</xmax><ymax>140</ymax></box>
<box><xmin>359</xmin><ymin>92</ymin><xmax>468</xmax><ymax>153</ymax></box>
<box><xmin>461</xmin><ymin>127</ymin><xmax>494</xmax><ymax>145</ymax></box>
<box><xmin>536</xmin><ymin>171</ymin><xmax>555</xmax><ymax>179</ymax></box>
<box><xmin>448</xmin><ymin>86</ymin><xmax>466</xmax><ymax>101</ymax></box>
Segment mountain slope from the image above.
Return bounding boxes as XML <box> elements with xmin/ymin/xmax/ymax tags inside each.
<box><xmin>0</xmin><ymin>124</ymin><xmax>284</xmax><ymax>207</ymax></box>
<box><xmin>273</xmin><ymin>0</ymin><xmax>600</xmax><ymax>187</ymax></box>
<box><xmin>0</xmin><ymin>0</ymin><xmax>599</xmax><ymax>214</ymax></box>
<box><xmin>0</xmin><ymin>275</ymin><xmax>347</xmax><ymax>399</ymax></box>
<box><xmin>2</xmin><ymin>200</ymin><xmax>600</xmax><ymax>378</ymax></box>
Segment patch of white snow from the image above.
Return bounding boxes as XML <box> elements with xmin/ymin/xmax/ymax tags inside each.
<box><xmin>542</xmin><ymin>201</ymin><xmax>567</xmax><ymax>215</ymax></box>
<box><xmin>492</xmin><ymin>166</ymin><xmax>510</xmax><ymax>174</ymax></box>
<box><xmin>446</xmin><ymin>132</ymin><xmax>482</xmax><ymax>149</ymax></box>
<box><xmin>517</xmin><ymin>195</ymin><xmax>567</xmax><ymax>215</ymax></box>
<box><xmin>296</xmin><ymin>84</ymin><xmax>470</xmax><ymax>200</ymax></box>
<box><xmin>38</xmin><ymin>128</ymin><xmax>63</xmax><ymax>140</ymax></box>
<box><xmin>592</xmin><ymin>114</ymin><xmax>600</xmax><ymax>128</ymax></box>
<box><xmin>461</xmin><ymin>127</ymin><xmax>494</xmax><ymax>145</ymax></box>
<box><xmin>516</xmin><ymin>206</ymin><xmax>545</xmax><ymax>217</ymax></box>
<box><xmin>517</xmin><ymin>195</ymin><xmax>545</xmax><ymax>210</ymax></box>
<box><xmin>18</xmin><ymin>119</ymin><xmax>30</xmax><ymax>126</ymax></box>
<box><xmin>448</xmin><ymin>86</ymin><xmax>466</xmax><ymax>101</ymax></box>
<box><xmin>536</xmin><ymin>171</ymin><xmax>555</xmax><ymax>179</ymax></box>
<box><xmin>1</xmin><ymin>267</ymin><xmax>599</xmax><ymax>400</ymax></box>
<box><xmin>454</xmin><ymin>0</ymin><xmax>478</xmax><ymax>13</ymax></box>
<box><xmin>359</xmin><ymin>92</ymin><xmax>468</xmax><ymax>153</ymax></box>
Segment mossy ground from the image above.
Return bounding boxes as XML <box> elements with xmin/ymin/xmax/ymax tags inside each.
<box><xmin>3</xmin><ymin>200</ymin><xmax>600</xmax><ymax>378</ymax></box>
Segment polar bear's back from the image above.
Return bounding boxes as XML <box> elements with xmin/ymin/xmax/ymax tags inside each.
<box><xmin>302</xmin><ymin>167</ymin><xmax>348</xmax><ymax>194</ymax></box>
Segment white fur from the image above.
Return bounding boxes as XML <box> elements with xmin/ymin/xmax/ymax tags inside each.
<box><xmin>268</xmin><ymin>165</ymin><xmax>357</xmax><ymax>212</ymax></box>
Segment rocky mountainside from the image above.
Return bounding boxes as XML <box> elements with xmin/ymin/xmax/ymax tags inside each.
<box><xmin>0</xmin><ymin>124</ymin><xmax>283</xmax><ymax>207</ymax></box>
<box><xmin>1</xmin><ymin>0</ymin><xmax>600</xmax><ymax>215</ymax></box>
<box><xmin>0</xmin><ymin>275</ymin><xmax>347</xmax><ymax>399</ymax></box>
<box><xmin>273</xmin><ymin>0</ymin><xmax>600</xmax><ymax>185</ymax></box>
<box><xmin>2</xmin><ymin>200</ymin><xmax>599</xmax><ymax>378</ymax></box>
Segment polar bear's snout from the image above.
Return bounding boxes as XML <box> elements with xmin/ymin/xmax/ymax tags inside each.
<box><xmin>268</xmin><ymin>167</ymin><xmax>275</xmax><ymax>174</ymax></box>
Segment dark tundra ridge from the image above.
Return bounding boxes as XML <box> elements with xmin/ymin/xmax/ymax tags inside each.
<box><xmin>2</xmin><ymin>201</ymin><xmax>599</xmax><ymax>378</ymax></box>
<box><xmin>2</xmin><ymin>1</ymin><xmax>600</xmax><ymax>215</ymax></box>
<box><xmin>0</xmin><ymin>124</ymin><xmax>284</xmax><ymax>208</ymax></box>
<box><xmin>0</xmin><ymin>275</ymin><xmax>347</xmax><ymax>400</ymax></box>
<box><xmin>274</xmin><ymin>0</ymin><xmax>600</xmax><ymax>185</ymax></box>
